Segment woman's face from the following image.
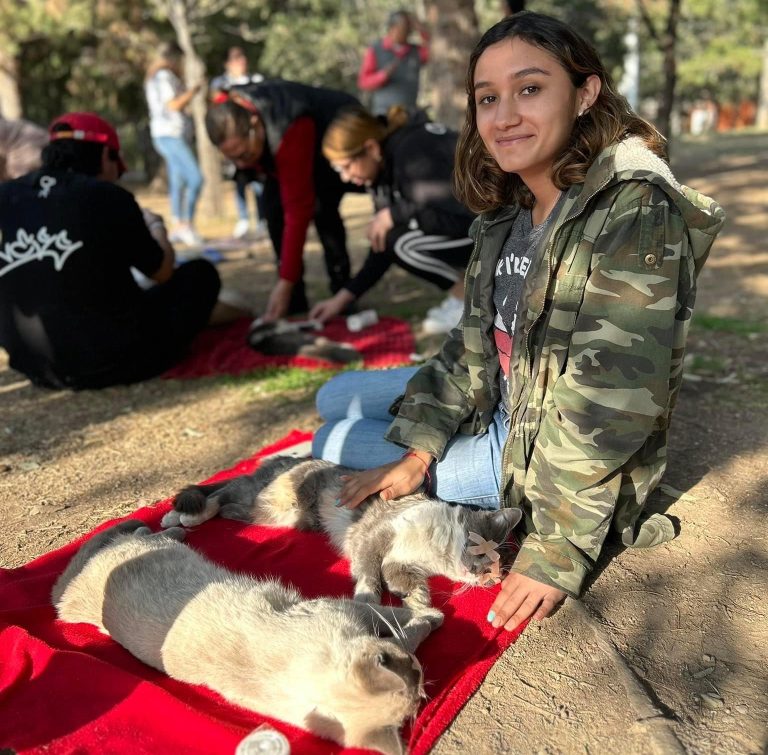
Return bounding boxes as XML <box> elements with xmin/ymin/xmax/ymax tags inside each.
<box><xmin>219</xmin><ymin>118</ymin><xmax>265</xmax><ymax>169</ymax></box>
<box><xmin>473</xmin><ymin>37</ymin><xmax>599</xmax><ymax>188</ymax></box>
<box><xmin>330</xmin><ymin>140</ymin><xmax>382</xmax><ymax>187</ymax></box>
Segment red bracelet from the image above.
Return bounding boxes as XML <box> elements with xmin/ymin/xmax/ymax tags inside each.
<box><xmin>403</xmin><ymin>451</ymin><xmax>432</xmax><ymax>487</ymax></box>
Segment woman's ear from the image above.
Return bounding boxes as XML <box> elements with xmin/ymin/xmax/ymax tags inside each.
<box><xmin>578</xmin><ymin>74</ymin><xmax>602</xmax><ymax>116</ymax></box>
<box><xmin>364</xmin><ymin>138</ymin><xmax>382</xmax><ymax>161</ymax></box>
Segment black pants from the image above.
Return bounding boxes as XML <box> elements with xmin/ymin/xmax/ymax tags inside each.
<box><xmin>262</xmin><ymin>173</ymin><xmax>353</xmax><ymax>314</ymax></box>
<box><xmin>19</xmin><ymin>260</ymin><xmax>221</xmax><ymax>390</ymax></box>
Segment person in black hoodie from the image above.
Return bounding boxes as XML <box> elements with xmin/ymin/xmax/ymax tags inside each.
<box><xmin>314</xmin><ymin>105</ymin><xmax>474</xmax><ymax>334</ymax></box>
<box><xmin>206</xmin><ymin>80</ymin><xmax>360</xmax><ymax>321</ymax></box>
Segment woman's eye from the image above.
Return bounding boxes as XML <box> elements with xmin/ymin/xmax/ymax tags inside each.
<box><xmin>521</xmin><ymin>85</ymin><xmax>540</xmax><ymax>96</ymax></box>
<box><xmin>477</xmin><ymin>94</ymin><xmax>496</xmax><ymax>106</ymax></box>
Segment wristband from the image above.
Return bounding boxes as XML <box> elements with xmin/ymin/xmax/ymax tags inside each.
<box><xmin>402</xmin><ymin>451</ymin><xmax>431</xmax><ymax>488</ymax></box>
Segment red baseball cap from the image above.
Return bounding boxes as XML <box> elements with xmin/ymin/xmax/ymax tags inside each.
<box><xmin>48</xmin><ymin>112</ymin><xmax>127</xmax><ymax>175</ymax></box>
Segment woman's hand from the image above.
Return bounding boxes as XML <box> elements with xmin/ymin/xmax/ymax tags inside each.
<box><xmin>487</xmin><ymin>572</ymin><xmax>567</xmax><ymax>631</ymax></box>
<box><xmin>262</xmin><ymin>279</ymin><xmax>294</xmax><ymax>322</ymax></box>
<box><xmin>337</xmin><ymin>451</ymin><xmax>432</xmax><ymax>509</ymax></box>
<box><xmin>309</xmin><ymin>288</ymin><xmax>356</xmax><ymax>323</ymax></box>
<box><xmin>367</xmin><ymin>208</ymin><xmax>394</xmax><ymax>252</ymax></box>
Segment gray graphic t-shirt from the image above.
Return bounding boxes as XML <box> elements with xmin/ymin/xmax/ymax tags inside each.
<box><xmin>493</xmin><ymin>194</ymin><xmax>565</xmax><ymax>409</ymax></box>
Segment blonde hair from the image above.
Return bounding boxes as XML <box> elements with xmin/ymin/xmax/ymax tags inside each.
<box><xmin>322</xmin><ymin>105</ymin><xmax>409</xmax><ymax>162</ymax></box>
<box><xmin>145</xmin><ymin>41</ymin><xmax>184</xmax><ymax>80</ymax></box>
<box><xmin>453</xmin><ymin>12</ymin><xmax>667</xmax><ymax>213</ymax></box>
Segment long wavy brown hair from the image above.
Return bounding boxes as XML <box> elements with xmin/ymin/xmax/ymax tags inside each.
<box><xmin>453</xmin><ymin>12</ymin><xmax>667</xmax><ymax>214</ymax></box>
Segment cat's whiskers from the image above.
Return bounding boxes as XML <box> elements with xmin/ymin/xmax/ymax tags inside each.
<box><xmin>366</xmin><ymin>604</ymin><xmax>407</xmax><ymax>648</ymax></box>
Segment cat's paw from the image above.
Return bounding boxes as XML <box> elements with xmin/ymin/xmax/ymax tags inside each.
<box><xmin>161</xmin><ymin>509</ymin><xmax>182</xmax><ymax>528</ymax></box>
<box><xmin>417</xmin><ymin>607</ymin><xmax>444</xmax><ymax>629</ymax></box>
<box><xmin>162</xmin><ymin>526</ymin><xmax>187</xmax><ymax>542</ymax></box>
<box><xmin>134</xmin><ymin>526</ymin><xmax>153</xmax><ymax>536</ymax></box>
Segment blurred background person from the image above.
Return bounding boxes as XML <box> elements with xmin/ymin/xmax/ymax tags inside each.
<box><xmin>206</xmin><ymin>80</ymin><xmax>361</xmax><ymax>321</ymax></box>
<box><xmin>0</xmin><ymin>115</ymin><xmax>48</xmax><ymax>182</ymax></box>
<box><xmin>210</xmin><ymin>46</ymin><xmax>267</xmax><ymax>241</ymax></box>
<box><xmin>145</xmin><ymin>41</ymin><xmax>204</xmax><ymax>246</ymax></box>
<box><xmin>358</xmin><ymin>10</ymin><xmax>430</xmax><ymax>117</ymax></box>
<box><xmin>315</xmin><ymin>105</ymin><xmax>473</xmax><ymax>334</ymax></box>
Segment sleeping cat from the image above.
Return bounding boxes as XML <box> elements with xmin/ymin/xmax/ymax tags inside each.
<box><xmin>162</xmin><ymin>456</ymin><xmax>522</xmax><ymax>610</ymax></box>
<box><xmin>52</xmin><ymin>520</ymin><xmax>443</xmax><ymax>755</ymax></box>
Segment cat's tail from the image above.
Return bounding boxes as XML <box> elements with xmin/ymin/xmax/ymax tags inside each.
<box><xmin>173</xmin><ymin>481</ymin><xmax>230</xmax><ymax>515</ymax></box>
<box><xmin>52</xmin><ymin>520</ymin><xmax>148</xmax><ymax>606</ymax></box>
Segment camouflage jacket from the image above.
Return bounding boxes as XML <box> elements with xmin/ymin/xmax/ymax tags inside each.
<box><xmin>385</xmin><ymin>137</ymin><xmax>725</xmax><ymax>597</ymax></box>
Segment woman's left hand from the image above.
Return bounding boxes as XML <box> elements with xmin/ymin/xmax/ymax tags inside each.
<box><xmin>488</xmin><ymin>572</ymin><xmax>567</xmax><ymax>631</ymax></box>
<box><xmin>367</xmin><ymin>208</ymin><xmax>394</xmax><ymax>252</ymax></box>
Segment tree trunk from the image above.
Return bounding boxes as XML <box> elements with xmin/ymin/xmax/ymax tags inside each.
<box><xmin>655</xmin><ymin>0</ymin><xmax>680</xmax><ymax>141</ymax></box>
<box><xmin>0</xmin><ymin>49</ymin><xmax>23</xmax><ymax>119</ymax></box>
<box><xmin>757</xmin><ymin>38</ymin><xmax>768</xmax><ymax>130</ymax></box>
<box><xmin>424</xmin><ymin>0</ymin><xmax>479</xmax><ymax>129</ymax></box>
<box><xmin>166</xmin><ymin>0</ymin><xmax>224</xmax><ymax>219</ymax></box>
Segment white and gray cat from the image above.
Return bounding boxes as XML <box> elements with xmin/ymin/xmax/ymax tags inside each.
<box><xmin>52</xmin><ymin>520</ymin><xmax>443</xmax><ymax>755</ymax></box>
<box><xmin>162</xmin><ymin>456</ymin><xmax>522</xmax><ymax>610</ymax></box>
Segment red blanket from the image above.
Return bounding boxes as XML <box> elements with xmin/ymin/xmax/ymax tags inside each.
<box><xmin>163</xmin><ymin>317</ymin><xmax>415</xmax><ymax>379</ymax></box>
<box><xmin>0</xmin><ymin>431</ymin><xmax>524</xmax><ymax>755</ymax></box>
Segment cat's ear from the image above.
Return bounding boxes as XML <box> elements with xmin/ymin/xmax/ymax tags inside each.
<box><xmin>357</xmin><ymin>651</ymin><xmax>409</xmax><ymax>694</ymax></box>
<box><xmin>492</xmin><ymin>507</ymin><xmax>522</xmax><ymax>531</ymax></box>
<box><xmin>355</xmin><ymin>725</ymin><xmax>404</xmax><ymax>755</ymax></box>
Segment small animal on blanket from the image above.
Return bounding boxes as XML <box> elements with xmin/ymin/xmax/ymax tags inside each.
<box><xmin>163</xmin><ymin>456</ymin><xmax>522</xmax><ymax>610</ymax></box>
<box><xmin>247</xmin><ymin>318</ymin><xmax>361</xmax><ymax>363</ymax></box>
<box><xmin>52</xmin><ymin>521</ymin><xmax>443</xmax><ymax>755</ymax></box>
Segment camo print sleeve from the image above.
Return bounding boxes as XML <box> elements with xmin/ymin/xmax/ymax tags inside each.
<box><xmin>512</xmin><ymin>182</ymin><xmax>692</xmax><ymax>597</ymax></box>
<box><xmin>384</xmin><ymin>323</ymin><xmax>475</xmax><ymax>459</ymax></box>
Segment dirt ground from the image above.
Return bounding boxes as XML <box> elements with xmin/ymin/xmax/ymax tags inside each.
<box><xmin>1</xmin><ymin>132</ymin><xmax>766</xmax><ymax>755</ymax></box>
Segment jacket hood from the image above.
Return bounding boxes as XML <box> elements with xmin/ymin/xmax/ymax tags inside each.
<box><xmin>582</xmin><ymin>136</ymin><xmax>726</xmax><ymax>270</ymax></box>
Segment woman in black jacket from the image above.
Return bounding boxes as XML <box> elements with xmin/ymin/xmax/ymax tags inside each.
<box><xmin>312</xmin><ymin>106</ymin><xmax>474</xmax><ymax>334</ymax></box>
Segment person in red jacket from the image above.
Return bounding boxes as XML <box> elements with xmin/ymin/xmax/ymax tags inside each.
<box><xmin>358</xmin><ymin>10</ymin><xmax>430</xmax><ymax>116</ymax></box>
<box><xmin>206</xmin><ymin>80</ymin><xmax>360</xmax><ymax>321</ymax></box>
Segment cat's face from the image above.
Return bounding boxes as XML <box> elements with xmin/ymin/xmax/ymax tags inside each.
<box><xmin>458</xmin><ymin>508</ymin><xmax>522</xmax><ymax>584</ymax></box>
<box><xmin>326</xmin><ymin>637</ymin><xmax>423</xmax><ymax>751</ymax></box>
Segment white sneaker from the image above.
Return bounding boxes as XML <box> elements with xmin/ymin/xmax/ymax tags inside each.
<box><xmin>233</xmin><ymin>219</ymin><xmax>251</xmax><ymax>239</ymax></box>
<box><xmin>171</xmin><ymin>225</ymin><xmax>204</xmax><ymax>246</ymax></box>
<box><xmin>422</xmin><ymin>296</ymin><xmax>464</xmax><ymax>335</ymax></box>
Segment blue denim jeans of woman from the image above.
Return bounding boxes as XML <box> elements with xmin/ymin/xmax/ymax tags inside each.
<box><xmin>235</xmin><ymin>178</ymin><xmax>265</xmax><ymax>223</ymax></box>
<box><xmin>312</xmin><ymin>367</ymin><xmax>507</xmax><ymax>509</ymax></box>
<box><xmin>152</xmin><ymin>136</ymin><xmax>203</xmax><ymax>223</ymax></box>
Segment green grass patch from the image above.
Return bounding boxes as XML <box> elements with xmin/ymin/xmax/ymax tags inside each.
<box><xmin>691</xmin><ymin>313</ymin><xmax>767</xmax><ymax>336</ymax></box>
<box><xmin>687</xmin><ymin>354</ymin><xmax>729</xmax><ymax>374</ymax></box>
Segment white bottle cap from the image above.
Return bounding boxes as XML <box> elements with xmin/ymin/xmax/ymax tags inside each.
<box><xmin>346</xmin><ymin>308</ymin><xmax>379</xmax><ymax>332</ymax></box>
<box><xmin>235</xmin><ymin>726</ymin><xmax>291</xmax><ymax>755</ymax></box>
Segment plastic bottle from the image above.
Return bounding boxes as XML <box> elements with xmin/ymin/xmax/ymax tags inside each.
<box><xmin>235</xmin><ymin>726</ymin><xmax>291</xmax><ymax>755</ymax></box>
<box><xmin>346</xmin><ymin>309</ymin><xmax>379</xmax><ymax>332</ymax></box>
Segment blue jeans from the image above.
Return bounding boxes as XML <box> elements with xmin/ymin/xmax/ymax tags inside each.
<box><xmin>235</xmin><ymin>179</ymin><xmax>265</xmax><ymax>223</ymax></box>
<box><xmin>152</xmin><ymin>136</ymin><xmax>203</xmax><ymax>223</ymax></box>
<box><xmin>312</xmin><ymin>368</ymin><xmax>507</xmax><ymax>509</ymax></box>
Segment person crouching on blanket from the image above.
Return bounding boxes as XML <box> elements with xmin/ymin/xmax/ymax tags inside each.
<box><xmin>310</xmin><ymin>12</ymin><xmax>725</xmax><ymax>630</ymax></box>
<box><xmin>205</xmin><ymin>80</ymin><xmax>364</xmax><ymax>322</ymax></box>
<box><xmin>312</xmin><ymin>105</ymin><xmax>475</xmax><ymax>335</ymax></box>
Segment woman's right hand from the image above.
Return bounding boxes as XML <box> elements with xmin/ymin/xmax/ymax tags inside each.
<box><xmin>337</xmin><ymin>451</ymin><xmax>432</xmax><ymax>509</ymax></box>
<box><xmin>309</xmin><ymin>288</ymin><xmax>356</xmax><ymax>324</ymax></box>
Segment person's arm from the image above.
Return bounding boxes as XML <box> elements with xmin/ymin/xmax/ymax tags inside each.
<box><xmin>357</xmin><ymin>45</ymin><xmax>396</xmax><ymax>91</ymax></box>
<box><xmin>494</xmin><ymin>183</ymin><xmax>687</xmax><ymax>620</ymax></box>
<box><xmin>413</xmin><ymin>20</ymin><xmax>431</xmax><ymax>63</ymax></box>
<box><xmin>261</xmin><ymin>117</ymin><xmax>317</xmax><ymax>320</ymax></box>
<box><xmin>106</xmin><ymin>186</ymin><xmax>168</xmax><ymax>281</ymax></box>
<box><xmin>141</xmin><ymin>208</ymin><xmax>175</xmax><ymax>283</ymax></box>
<box><xmin>167</xmin><ymin>82</ymin><xmax>202</xmax><ymax>112</ymax></box>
